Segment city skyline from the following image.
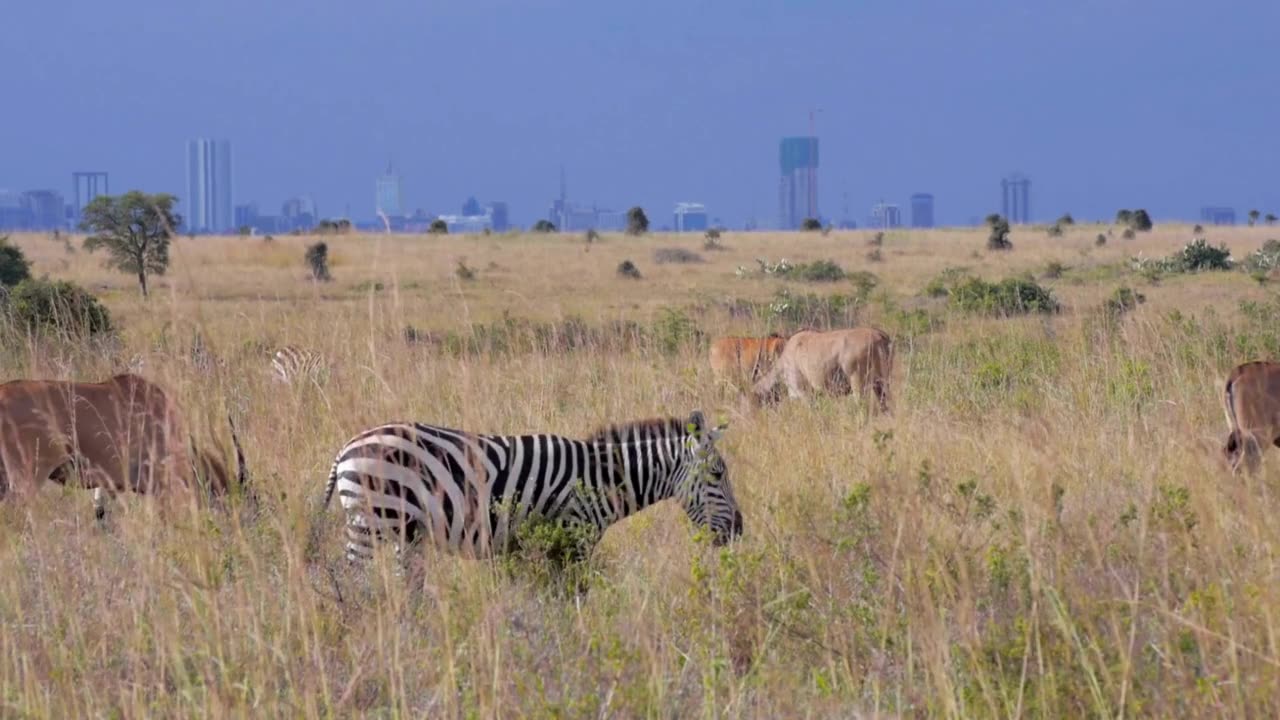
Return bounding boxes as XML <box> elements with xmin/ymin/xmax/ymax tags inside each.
<box><xmin>2</xmin><ymin>2</ymin><xmax>1278</xmax><ymax>229</ymax></box>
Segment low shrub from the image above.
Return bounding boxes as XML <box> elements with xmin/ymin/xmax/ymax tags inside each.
<box><xmin>949</xmin><ymin>276</ymin><xmax>1060</xmax><ymax>316</ymax></box>
<box><xmin>1240</xmin><ymin>239</ymin><xmax>1280</xmax><ymax>273</ymax></box>
<box><xmin>2</xmin><ymin>278</ymin><xmax>113</xmax><ymax>338</ymax></box>
<box><xmin>617</xmin><ymin>260</ymin><xmax>642</xmax><ymax>279</ymax></box>
<box><xmin>1131</xmin><ymin>238</ymin><xmax>1233</xmax><ymax>275</ymax></box>
<box><xmin>653</xmin><ymin>247</ymin><xmax>705</xmax><ymax>264</ymax></box>
<box><xmin>738</xmin><ymin>257</ymin><xmax>847</xmax><ymax>282</ymax></box>
<box><xmin>1103</xmin><ymin>286</ymin><xmax>1146</xmax><ymax>318</ymax></box>
<box><xmin>0</xmin><ymin>237</ymin><xmax>31</xmax><ymax>287</ymax></box>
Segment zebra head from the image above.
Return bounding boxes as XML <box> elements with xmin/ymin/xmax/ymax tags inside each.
<box><xmin>676</xmin><ymin>410</ymin><xmax>743</xmax><ymax>546</ymax></box>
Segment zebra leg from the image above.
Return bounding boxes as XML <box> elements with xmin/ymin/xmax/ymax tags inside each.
<box><xmin>345</xmin><ymin>513</ymin><xmax>376</xmax><ymax>563</ymax></box>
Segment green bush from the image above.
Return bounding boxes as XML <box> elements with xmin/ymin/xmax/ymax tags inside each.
<box><xmin>765</xmin><ymin>288</ymin><xmax>859</xmax><ymax>328</ymax></box>
<box><xmin>949</xmin><ymin>276</ymin><xmax>1059</xmax><ymax>316</ymax></box>
<box><xmin>532</xmin><ymin>219</ymin><xmax>557</xmax><ymax>233</ymax></box>
<box><xmin>792</xmin><ymin>259</ymin><xmax>846</xmax><ymax>282</ymax></box>
<box><xmin>1241</xmin><ymin>239</ymin><xmax>1280</xmax><ymax>273</ymax></box>
<box><xmin>923</xmin><ymin>266</ymin><xmax>973</xmax><ymax>298</ymax></box>
<box><xmin>1103</xmin><ymin>286</ymin><xmax>1146</xmax><ymax>317</ymax></box>
<box><xmin>1129</xmin><ymin>238</ymin><xmax>1234</xmax><ymax>276</ymax></box>
<box><xmin>3</xmin><ymin>278</ymin><xmax>113</xmax><ymax>338</ymax></box>
<box><xmin>0</xmin><ymin>237</ymin><xmax>32</xmax><ymax>287</ymax></box>
<box><xmin>652</xmin><ymin>307</ymin><xmax>701</xmax><ymax>354</ymax></box>
<box><xmin>986</xmin><ymin>214</ymin><xmax>1012</xmax><ymax>250</ymax></box>
<box><xmin>1095</xmin><ymin>233</ymin><xmax>1107</xmax><ymax>247</ymax></box>
<box><xmin>427</xmin><ymin>218</ymin><xmax>448</xmax><ymax>234</ymax></box>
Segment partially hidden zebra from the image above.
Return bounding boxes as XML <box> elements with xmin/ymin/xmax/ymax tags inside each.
<box><xmin>271</xmin><ymin>345</ymin><xmax>327</xmax><ymax>385</ymax></box>
<box><xmin>321</xmin><ymin>410</ymin><xmax>742</xmax><ymax>562</ymax></box>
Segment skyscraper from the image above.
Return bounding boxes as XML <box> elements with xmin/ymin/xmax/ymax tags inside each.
<box><xmin>869</xmin><ymin>202</ymin><xmax>902</xmax><ymax>229</ymax></box>
<box><xmin>1001</xmin><ymin>173</ymin><xmax>1031</xmax><ymax>224</ymax></box>
<box><xmin>910</xmin><ymin>193</ymin><xmax>935</xmax><ymax>228</ymax></box>
<box><xmin>71</xmin><ymin>171</ymin><xmax>109</xmax><ymax>223</ymax></box>
<box><xmin>674</xmin><ymin>202</ymin><xmax>709</xmax><ymax>232</ymax></box>
<box><xmin>778</xmin><ymin>137</ymin><xmax>819</xmax><ymax>230</ymax></box>
<box><xmin>185</xmin><ymin>139</ymin><xmax>233</xmax><ymax>233</ymax></box>
<box><xmin>376</xmin><ymin>164</ymin><xmax>403</xmax><ymax>217</ymax></box>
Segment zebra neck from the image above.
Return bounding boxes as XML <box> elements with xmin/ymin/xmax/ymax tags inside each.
<box><xmin>578</xmin><ymin>434</ymin><xmax>684</xmax><ymax>528</ymax></box>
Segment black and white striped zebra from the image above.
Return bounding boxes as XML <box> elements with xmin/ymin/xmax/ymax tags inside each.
<box><xmin>320</xmin><ymin>410</ymin><xmax>741</xmax><ymax>562</ymax></box>
<box><xmin>271</xmin><ymin>345</ymin><xmax>326</xmax><ymax>385</ymax></box>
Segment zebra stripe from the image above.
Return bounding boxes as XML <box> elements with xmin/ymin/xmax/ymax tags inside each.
<box><xmin>271</xmin><ymin>345</ymin><xmax>326</xmax><ymax>385</ymax></box>
<box><xmin>321</xmin><ymin>411</ymin><xmax>741</xmax><ymax>562</ymax></box>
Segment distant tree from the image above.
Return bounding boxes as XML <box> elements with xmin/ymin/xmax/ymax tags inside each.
<box><xmin>79</xmin><ymin>191</ymin><xmax>179</xmax><ymax>297</ymax></box>
<box><xmin>1266</xmin><ymin>213</ymin><xmax>1278</xmax><ymax>226</ymax></box>
<box><xmin>428</xmin><ymin>218</ymin><xmax>449</xmax><ymax>234</ymax></box>
<box><xmin>1193</xmin><ymin>224</ymin><xmax>1205</xmax><ymax>235</ymax></box>
<box><xmin>316</xmin><ymin>218</ymin><xmax>352</xmax><ymax>235</ymax></box>
<box><xmin>532</xmin><ymin>219</ymin><xmax>557</xmax><ymax>233</ymax></box>
<box><xmin>1056</xmin><ymin>213</ymin><xmax>1075</xmax><ymax>226</ymax></box>
<box><xmin>986</xmin><ymin>214</ymin><xmax>1013</xmax><ymax>250</ymax></box>
<box><xmin>1115</xmin><ymin>209</ymin><xmax>1134</xmax><ymax>226</ymax></box>
<box><xmin>305</xmin><ymin>241</ymin><xmax>331</xmax><ymax>282</ymax></box>
<box><xmin>238</xmin><ymin>225</ymin><xmax>252</xmax><ymax>236</ymax></box>
<box><xmin>0</xmin><ymin>236</ymin><xmax>32</xmax><ymax>288</ymax></box>
<box><xmin>1046</xmin><ymin>223</ymin><xmax>1065</xmax><ymax>237</ymax></box>
<box><xmin>462</xmin><ymin>196</ymin><xmax>482</xmax><ymax>216</ymax></box>
<box><xmin>1129</xmin><ymin>209</ymin><xmax>1153</xmax><ymax>232</ymax></box>
<box><xmin>800</xmin><ymin>217</ymin><xmax>822</xmax><ymax>232</ymax></box>
<box><xmin>1095</xmin><ymin>233</ymin><xmax>1107</xmax><ymax>247</ymax></box>
<box><xmin>1248</xmin><ymin>209</ymin><xmax>1261</xmax><ymax>226</ymax></box>
<box><xmin>626</xmin><ymin>207</ymin><xmax>650</xmax><ymax>236</ymax></box>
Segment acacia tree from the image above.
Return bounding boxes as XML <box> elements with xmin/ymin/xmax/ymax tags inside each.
<box><xmin>1248</xmin><ymin>209</ymin><xmax>1260</xmax><ymax>226</ymax></box>
<box><xmin>79</xmin><ymin>191</ymin><xmax>179</xmax><ymax>297</ymax></box>
<box><xmin>626</xmin><ymin>206</ymin><xmax>649</xmax><ymax>235</ymax></box>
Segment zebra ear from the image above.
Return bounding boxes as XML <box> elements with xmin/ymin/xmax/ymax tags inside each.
<box><xmin>688</xmin><ymin>410</ymin><xmax>706</xmax><ymax>434</ymax></box>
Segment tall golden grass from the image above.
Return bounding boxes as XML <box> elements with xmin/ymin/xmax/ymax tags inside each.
<box><xmin>0</xmin><ymin>223</ymin><xmax>1278</xmax><ymax>717</ymax></box>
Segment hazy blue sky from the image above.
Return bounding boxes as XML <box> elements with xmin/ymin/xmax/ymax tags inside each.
<box><xmin>3</xmin><ymin>0</ymin><xmax>1278</xmax><ymax>227</ymax></box>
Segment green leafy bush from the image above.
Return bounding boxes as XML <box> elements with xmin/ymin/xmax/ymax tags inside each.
<box><xmin>949</xmin><ymin>276</ymin><xmax>1060</xmax><ymax>316</ymax></box>
<box><xmin>1103</xmin><ymin>286</ymin><xmax>1146</xmax><ymax>317</ymax></box>
<box><xmin>1240</xmin><ymin>239</ymin><xmax>1280</xmax><ymax>273</ymax></box>
<box><xmin>1131</xmin><ymin>238</ymin><xmax>1233</xmax><ymax>275</ymax></box>
<box><xmin>0</xmin><ymin>237</ymin><xmax>32</xmax><ymax>287</ymax></box>
<box><xmin>3</xmin><ymin>278</ymin><xmax>113</xmax><ymax>338</ymax></box>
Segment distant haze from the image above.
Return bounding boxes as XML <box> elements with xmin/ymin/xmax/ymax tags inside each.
<box><xmin>2</xmin><ymin>0</ymin><xmax>1278</xmax><ymax>227</ymax></box>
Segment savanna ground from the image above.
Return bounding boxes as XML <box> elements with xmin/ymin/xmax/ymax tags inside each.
<box><xmin>1</xmin><ymin>222</ymin><xmax>1279</xmax><ymax>718</ymax></box>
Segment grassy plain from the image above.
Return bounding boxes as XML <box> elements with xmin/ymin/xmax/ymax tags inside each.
<box><xmin>0</xmin><ymin>223</ymin><xmax>1279</xmax><ymax>717</ymax></box>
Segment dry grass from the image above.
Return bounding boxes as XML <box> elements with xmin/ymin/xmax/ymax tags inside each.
<box><xmin>1</xmin><ymin>223</ymin><xmax>1279</xmax><ymax>717</ymax></box>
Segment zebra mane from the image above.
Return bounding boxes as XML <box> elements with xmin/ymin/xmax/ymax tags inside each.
<box><xmin>585</xmin><ymin>417</ymin><xmax>688</xmax><ymax>443</ymax></box>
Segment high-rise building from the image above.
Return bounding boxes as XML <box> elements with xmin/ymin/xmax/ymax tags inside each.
<box><xmin>282</xmin><ymin>195</ymin><xmax>317</xmax><ymax>230</ymax></box>
<box><xmin>910</xmin><ymin>193</ymin><xmax>935</xmax><ymax>228</ymax></box>
<box><xmin>185</xmin><ymin>138</ymin><xmax>233</xmax><ymax>233</ymax></box>
<box><xmin>1001</xmin><ymin>173</ymin><xmax>1031</xmax><ymax>224</ymax></box>
<box><xmin>674</xmin><ymin>202</ymin><xmax>709</xmax><ymax>232</ymax></box>
<box><xmin>375</xmin><ymin>164</ymin><xmax>403</xmax><ymax>217</ymax></box>
<box><xmin>22</xmin><ymin>190</ymin><xmax>66</xmax><ymax>230</ymax></box>
<box><xmin>71</xmin><ymin>171</ymin><xmax>109</xmax><ymax>223</ymax></box>
<box><xmin>1201</xmin><ymin>206</ymin><xmax>1236</xmax><ymax>226</ymax></box>
<box><xmin>779</xmin><ymin>137</ymin><xmax>819</xmax><ymax>230</ymax></box>
<box><xmin>485</xmin><ymin>201</ymin><xmax>510</xmax><ymax>232</ymax></box>
<box><xmin>869</xmin><ymin>202</ymin><xmax>902</xmax><ymax>229</ymax></box>
<box><xmin>0</xmin><ymin>191</ymin><xmax>28</xmax><ymax>229</ymax></box>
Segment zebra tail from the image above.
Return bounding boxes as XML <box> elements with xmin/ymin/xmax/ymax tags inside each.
<box><xmin>322</xmin><ymin>457</ymin><xmax>340</xmax><ymax>509</ymax></box>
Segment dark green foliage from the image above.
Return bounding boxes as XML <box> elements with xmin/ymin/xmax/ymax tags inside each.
<box><xmin>0</xmin><ymin>237</ymin><xmax>32</xmax><ymax>287</ymax></box>
<box><xmin>923</xmin><ymin>266</ymin><xmax>972</xmax><ymax>298</ymax></box>
<box><xmin>315</xmin><ymin>218</ymin><xmax>352</xmax><ymax>234</ymax></box>
<box><xmin>504</xmin><ymin>515</ymin><xmax>600</xmax><ymax>597</ymax></box>
<box><xmin>1116</xmin><ymin>208</ymin><xmax>1152</xmax><ymax>232</ymax></box>
<box><xmin>427</xmin><ymin>218</ymin><xmax>448</xmax><ymax>234</ymax></box>
<box><xmin>79</xmin><ymin>191</ymin><xmax>178</xmax><ymax>297</ymax></box>
<box><xmin>702</xmin><ymin>228</ymin><xmax>725</xmax><ymax>251</ymax></box>
<box><xmin>986</xmin><ymin>214</ymin><xmax>1012</xmax><ymax>250</ymax></box>
<box><xmin>800</xmin><ymin>217</ymin><xmax>822</xmax><ymax>232</ymax></box>
<box><xmin>652</xmin><ymin>307</ymin><xmax>701</xmax><ymax>354</ymax></box>
<box><xmin>626</xmin><ymin>206</ymin><xmax>649</xmax><ymax>235</ymax></box>
<box><xmin>532</xmin><ymin>219</ymin><xmax>557</xmax><ymax>233</ymax></box>
<box><xmin>1056</xmin><ymin>213</ymin><xmax>1075</xmax><ymax>226</ymax></box>
<box><xmin>949</xmin><ymin>276</ymin><xmax>1060</xmax><ymax>316</ymax></box>
<box><xmin>1193</xmin><ymin>224</ymin><xmax>1204</xmax><ymax>235</ymax></box>
<box><xmin>305</xmin><ymin>242</ymin><xmax>331</xmax><ymax>281</ymax></box>
<box><xmin>1122</xmin><ymin>228</ymin><xmax>1136</xmax><ymax>240</ymax></box>
<box><xmin>1095</xmin><ymin>233</ymin><xmax>1107</xmax><ymax>247</ymax></box>
<box><xmin>1266</xmin><ymin>213</ymin><xmax>1277</xmax><ymax>226</ymax></box>
<box><xmin>1170</xmin><ymin>238</ymin><xmax>1232</xmax><ymax>271</ymax></box>
<box><xmin>1103</xmin><ymin>286</ymin><xmax>1146</xmax><ymax>317</ymax></box>
<box><xmin>1248</xmin><ymin>209</ymin><xmax>1260</xmax><ymax>226</ymax></box>
<box><xmin>616</xmin><ymin>260</ymin><xmax>642</xmax><ymax>279</ymax></box>
<box><xmin>791</xmin><ymin>259</ymin><xmax>846</xmax><ymax>282</ymax></box>
<box><xmin>653</xmin><ymin>247</ymin><xmax>705</xmax><ymax>264</ymax></box>
<box><xmin>765</xmin><ymin>288</ymin><xmax>859</xmax><ymax>328</ymax></box>
<box><xmin>3</xmin><ymin>278</ymin><xmax>113</xmax><ymax>338</ymax></box>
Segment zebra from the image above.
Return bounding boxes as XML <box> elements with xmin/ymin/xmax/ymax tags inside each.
<box><xmin>271</xmin><ymin>345</ymin><xmax>327</xmax><ymax>385</ymax></box>
<box><xmin>320</xmin><ymin>410</ymin><xmax>742</xmax><ymax>562</ymax></box>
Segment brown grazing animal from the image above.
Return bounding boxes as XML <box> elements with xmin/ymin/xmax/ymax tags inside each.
<box><xmin>709</xmin><ymin>334</ymin><xmax>787</xmax><ymax>385</ymax></box>
<box><xmin>1222</xmin><ymin>361</ymin><xmax>1280</xmax><ymax>474</ymax></box>
<box><xmin>0</xmin><ymin>374</ymin><xmax>249</xmax><ymax>519</ymax></box>
<box><xmin>752</xmin><ymin>327</ymin><xmax>894</xmax><ymax>411</ymax></box>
